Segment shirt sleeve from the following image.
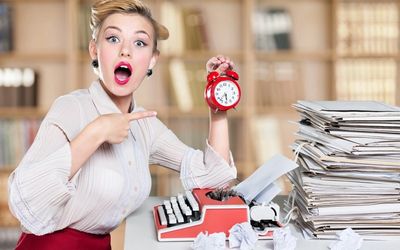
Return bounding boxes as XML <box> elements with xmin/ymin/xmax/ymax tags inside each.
<box><xmin>148</xmin><ymin>117</ymin><xmax>237</xmax><ymax>190</ymax></box>
<box><xmin>8</xmin><ymin>95</ymin><xmax>82</xmax><ymax>235</ymax></box>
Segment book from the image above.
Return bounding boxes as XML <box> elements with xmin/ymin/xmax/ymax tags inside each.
<box><xmin>253</xmin><ymin>7</ymin><xmax>292</xmax><ymax>51</ymax></box>
<box><xmin>168</xmin><ymin>59</ymin><xmax>193</xmax><ymax>112</ymax></box>
<box><xmin>0</xmin><ymin>3</ymin><xmax>12</xmax><ymax>52</ymax></box>
<box><xmin>160</xmin><ymin>2</ymin><xmax>185</xmax><ymax>54</ymax></box>
<box><xmin>336</xmin><ymin>2</ymin><xmax>398</xmax><ymax>107</ymax></box>
<box><xmin>184</xmin><ymin>61</ymin><xmax>206</xmax><ymax>109</ymax></box>
<box><xmin>255</xmin><ymin>61</ymin><xmax>301</xmax><ymax>107</ymax></box>
<box><xmin>79</xmin><ymin>2</ymin><xmax>91</xmax><ymax>51</ymax></box>
<box><xmin>182</xmin><ymin>8</ymin><xmax>208</xmax><ymax>51</ymax></box>
<box><xmin>337</xmin><ymin>2</ymin><xmax>398</xmax><ymax>55</ymax></box>
<box><xmin>0</xmin><ymin>68</ymin><xmax>37</xmax><ymax>107</ymax></box>
<box><xmin>167</xmin><ymin>58</ymin><xmax>209</xmax><ymax>112</ymax></box>
<box><xmin>19</xmin><ymin>68</ymin><xmax>37</xmax><ymax>107</ymax></box>
<box><xmin>0</xmin><ymin>118</ymin><xmax>41</xmax><ymax>169</ymax></box>
<box><xmin>335</xmin><ymin>59</ymin><xmax>396</xmax><ymax>105</ymax></box>
<box><xmin>160</xmin><ymin>2</ymin><xmax>208</xmax><ymax>54</ymax></box>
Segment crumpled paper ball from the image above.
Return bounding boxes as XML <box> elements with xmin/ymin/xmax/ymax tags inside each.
<box><xmin>228</xmin><ymin>222</ymin><xmax>258</xmax><ymax>250</ymax></box>
<box><xmin>273</xmin><ymin>227</ymin><xmax>297</xmax><ymax>250</ymax></box>
<box><xmin>329</xmin><ymin>227</ymin><xmax>363</xmax><ymax>250</ymax></box>
<box><xmin>191</xmin><ymin>231</ymin><xmax>226</xmax><ymax>250</ymax></box>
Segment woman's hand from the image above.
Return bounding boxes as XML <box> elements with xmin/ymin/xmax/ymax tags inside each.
<box><xmin>206</xmin><ymin>55</ymin><xmax>236</xmax><ymax>115</ymax></box>
<box><xmin>70</xmin><ymin>110</ymin><xmax>156</xmax><ymax>178</ymax></box>
<box><xmin>94</xmin><ymin>111</ymin><xmax>157</xmax><ymax>144</ymax></box>
<box><xmin>206</xmin><ymin>55</ymin><xmax>235</xmax><ymax>74</ymax></box>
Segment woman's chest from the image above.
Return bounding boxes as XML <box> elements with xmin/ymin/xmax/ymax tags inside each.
<box><xmin>73</xmin><ymin>136</ymin><xmax>152</xmax><ymax>209</ymax></box>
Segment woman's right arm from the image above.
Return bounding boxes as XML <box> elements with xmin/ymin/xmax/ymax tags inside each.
<box><xmin>8</xmin><ymin>96</ymin><xmax>83</xmax><ymax>235</ymax></box>
<box><xmin>8</xmin><ymin>95</ymin><xmax>156</xmax><ymax>235</ymax></box>
<box><xmin>8</xmin><ymin>121</ymin><xmax>77</xmax><ymax>235</ymax></box>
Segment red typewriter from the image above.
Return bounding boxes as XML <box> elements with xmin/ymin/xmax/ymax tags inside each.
<box><xmin>152</xmin><ymin>188</ymin><xmax>281</xmax><ymax>241</ymax></box>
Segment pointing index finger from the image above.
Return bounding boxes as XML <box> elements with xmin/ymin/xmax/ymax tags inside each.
<box><xmin>126</xmin><ymin>111</ymin><xmax>157</xmax><ymax>121</ymax></box>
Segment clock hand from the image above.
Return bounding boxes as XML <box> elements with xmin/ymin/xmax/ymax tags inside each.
<box><xmin>224</xmin><ymin>93</ymin><xmax>228</xmax><ymax>101</ymax></box>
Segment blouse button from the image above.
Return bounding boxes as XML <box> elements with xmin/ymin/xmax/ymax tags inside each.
<box><xmin>134</xmin><ymin>186</ymin><xmax>138</xmax><ymax>192</ymax></box>
<box><xmin>128</xmin><ymin>161</ymin><xmax>132</xmax><ymax>166</ymax></box>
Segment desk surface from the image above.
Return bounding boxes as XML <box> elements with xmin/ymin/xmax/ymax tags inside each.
<box><xmin>124</xmin><ymin>196</ymin><xmax>400</xmax><ymax>250</ymax></box>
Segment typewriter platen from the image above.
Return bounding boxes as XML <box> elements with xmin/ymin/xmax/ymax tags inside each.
<box><xmin>153</xmin><ymin>188</ymin><xmax>282</xmax><ymax>241</ymax></box>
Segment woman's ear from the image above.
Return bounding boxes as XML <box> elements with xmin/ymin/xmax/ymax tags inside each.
<box><xmin>89</xmin><ymin>39</ymin><xmax>97</xmax><ymax>60</ymax></box>
<box><xmin>149</xmin><ymin>50</ymin><xmax>160</xmax><ymax>70</ymax></box>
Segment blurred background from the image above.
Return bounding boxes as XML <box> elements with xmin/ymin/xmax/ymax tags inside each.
<box><xmin>0</xmin><ymin>0</ymin><xmax>399</xmax><ymax>249</ymax></box>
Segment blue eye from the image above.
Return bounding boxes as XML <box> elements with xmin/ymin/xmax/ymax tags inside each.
<box><xmin>135</xmin><ymin>40</ymin><xmax>147</xmax><ymax>47</ymax></box>
<box><xmin>106</xmin><ymin>36</ymin><xmax>119</xmax><ymax>43</ymax></box>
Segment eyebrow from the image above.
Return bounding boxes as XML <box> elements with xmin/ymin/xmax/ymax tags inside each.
<box><xmin>135</xmin><ymin>30</ymin><xmax>151</xmax><ymax>39</ymax></box>
<box><xmin>104</xmin><ymin>26</ymin><xmax>151</xmax><ymax>38</ymax></box>
<box><xmin>104</xmin><ymin>26</ymin><xmax>121</xmax><ymax>32</ymax></box>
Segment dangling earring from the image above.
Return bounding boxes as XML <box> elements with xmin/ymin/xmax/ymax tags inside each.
<box><xmin>147</xmin><ymin>69</ymin><xmax>153</xmax><ymax>77</ymax></box>
<box><xmin>91</xmin><ymin>59</ymin><xmax>99</xmax><ymax>68</ymax></box>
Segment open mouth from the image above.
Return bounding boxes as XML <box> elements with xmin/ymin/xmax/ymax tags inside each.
<box><xmin>114</xmin><ymin>62</ymin><xmax>132</xmax><ymax>85</ymax></box>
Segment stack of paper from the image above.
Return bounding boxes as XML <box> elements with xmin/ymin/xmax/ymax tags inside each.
<box><xmin>288</xmin><ymin>100</ymin><xmax>400</xmax><ymax>240</ymax></box>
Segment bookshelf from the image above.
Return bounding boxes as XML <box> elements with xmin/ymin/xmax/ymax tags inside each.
<box><xmin>333</xmin><ymin>0</ymin><xmax>400</xmax><ymax>105</ymax></box>
<box><xmin>1</xmin><ymin>0</ymin><xmax>400</xmax><ymax>248</ymax></box>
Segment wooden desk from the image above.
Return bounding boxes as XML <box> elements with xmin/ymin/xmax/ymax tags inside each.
<box><xmin>124</xmin><ymin>197</ymin><xmax>400</xmax><ymax>249</ymax></box>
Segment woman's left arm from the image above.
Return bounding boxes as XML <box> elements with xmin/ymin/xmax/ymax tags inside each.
<box><xmin>147</xmin><ymin>56</ymin><xmax>237</xmax><ymax>189</ymax></box>
<box><xmin>206</xmin><ymin>55</ymin><xmax>235</xmax><ymax>164</ymax></box>
<box><xmin>208</xmin><ymin>110</ymin><xmax>230</xmax><ymax>163</ymax></box>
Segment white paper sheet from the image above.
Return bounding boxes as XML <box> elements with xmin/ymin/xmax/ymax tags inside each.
<box><xmin>234</xmin><ymin>154</ymin><xmax>298</xmax><ymax>202</ymax></box>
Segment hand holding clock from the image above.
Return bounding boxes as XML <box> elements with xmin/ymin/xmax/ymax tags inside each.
<box><xmin>205</xmin><ymin>55</ymin><xmax>241</xmax><ymax>112</ymax></box>
<box><xmin>206</xmin><ymin>55</ymin><xmax>235</xmax><ymax>74</ymax></box>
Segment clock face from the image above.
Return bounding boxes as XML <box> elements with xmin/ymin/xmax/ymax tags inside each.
<box><xmin>213</xmin><ymin>80</ymin><xmax>240</xmax><ymax>107</ymax></box>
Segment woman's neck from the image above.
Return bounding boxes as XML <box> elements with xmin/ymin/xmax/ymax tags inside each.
<box><xmin>111</xmin><ymin>95</ymin><xmax>132</xmax><ymax>113</ymax></box>
<box><xmin>99</xmin><ymin>80</ymin><xmax>132</xmax><ymax>113</ymax></box>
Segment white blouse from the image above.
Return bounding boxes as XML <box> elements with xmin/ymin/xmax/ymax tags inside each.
<box><xmin>8</xmin><ymin>81</ymin><xmax>237</xmax><ymax>236</ymax></box>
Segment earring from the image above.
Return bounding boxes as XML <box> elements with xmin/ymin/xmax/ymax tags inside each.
<box><xmin>147</xmin><ymin>69</ymin><xmax>153</xmax><ymax>77</ymax></box>
<box><xmin>91</xmin><ymin>59</ymin><xmax>99</xmax><ymax>68</ymax></box>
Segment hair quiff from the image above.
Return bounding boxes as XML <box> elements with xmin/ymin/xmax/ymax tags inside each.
<box><xmin>90</xmin><ymin>0</ymin><xmax>169</xmax><ymax>46</ymax></box>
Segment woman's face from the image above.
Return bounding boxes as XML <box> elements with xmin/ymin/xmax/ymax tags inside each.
<box><xmin>90</xmin><ymin>13</ymin><xmax>158</xmax><ymax>98</ymax></box>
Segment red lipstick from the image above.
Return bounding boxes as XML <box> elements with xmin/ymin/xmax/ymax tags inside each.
<box><xmin>114</xmin><ymin>61</ymin><xmax>133</xmax><ymax>85</ymax></box>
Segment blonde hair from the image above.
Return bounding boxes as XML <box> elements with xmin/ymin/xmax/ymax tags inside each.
<box><xmin>90</xmin><ymin>0</ymin><xmax>168</xmax><ymax>50</ymax></box>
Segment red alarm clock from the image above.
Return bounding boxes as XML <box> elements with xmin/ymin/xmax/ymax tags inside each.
<box><xmin>204</xmin><ymin>70</ymin><xmax>241</xmax><ymax>111</ymax></box>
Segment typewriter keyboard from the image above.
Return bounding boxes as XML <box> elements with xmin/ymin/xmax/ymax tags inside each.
<box><xmin>157</xmin><ymin>190</ymin><xmax>202</xmax><ymax>227</ymax></box>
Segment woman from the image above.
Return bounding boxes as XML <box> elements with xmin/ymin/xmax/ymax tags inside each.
<box><xmin>8</xmin><ymin>0</ymin><xmax>237</xmax><ymax>249</ymax></box>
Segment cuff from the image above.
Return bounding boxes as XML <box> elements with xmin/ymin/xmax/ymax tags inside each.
<box><xmin>8</xmin><ymin>143</ymin><xmax>76</xmax><ymax>235</ymax></box>
<box><xmin>180</xmin><ymin>140</ymin><xmax>237</xmax><ymax>190</ymax></box>
<box><xmin>205</xmin><ymin>139</ymin><xmax>236</xmax><ymax>169</ymax></box>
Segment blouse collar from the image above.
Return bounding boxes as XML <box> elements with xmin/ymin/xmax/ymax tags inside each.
<box><xmin>88</xmin><ymin>80</ymin><xmax>136</xmax><ymax>115</ymax></box>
